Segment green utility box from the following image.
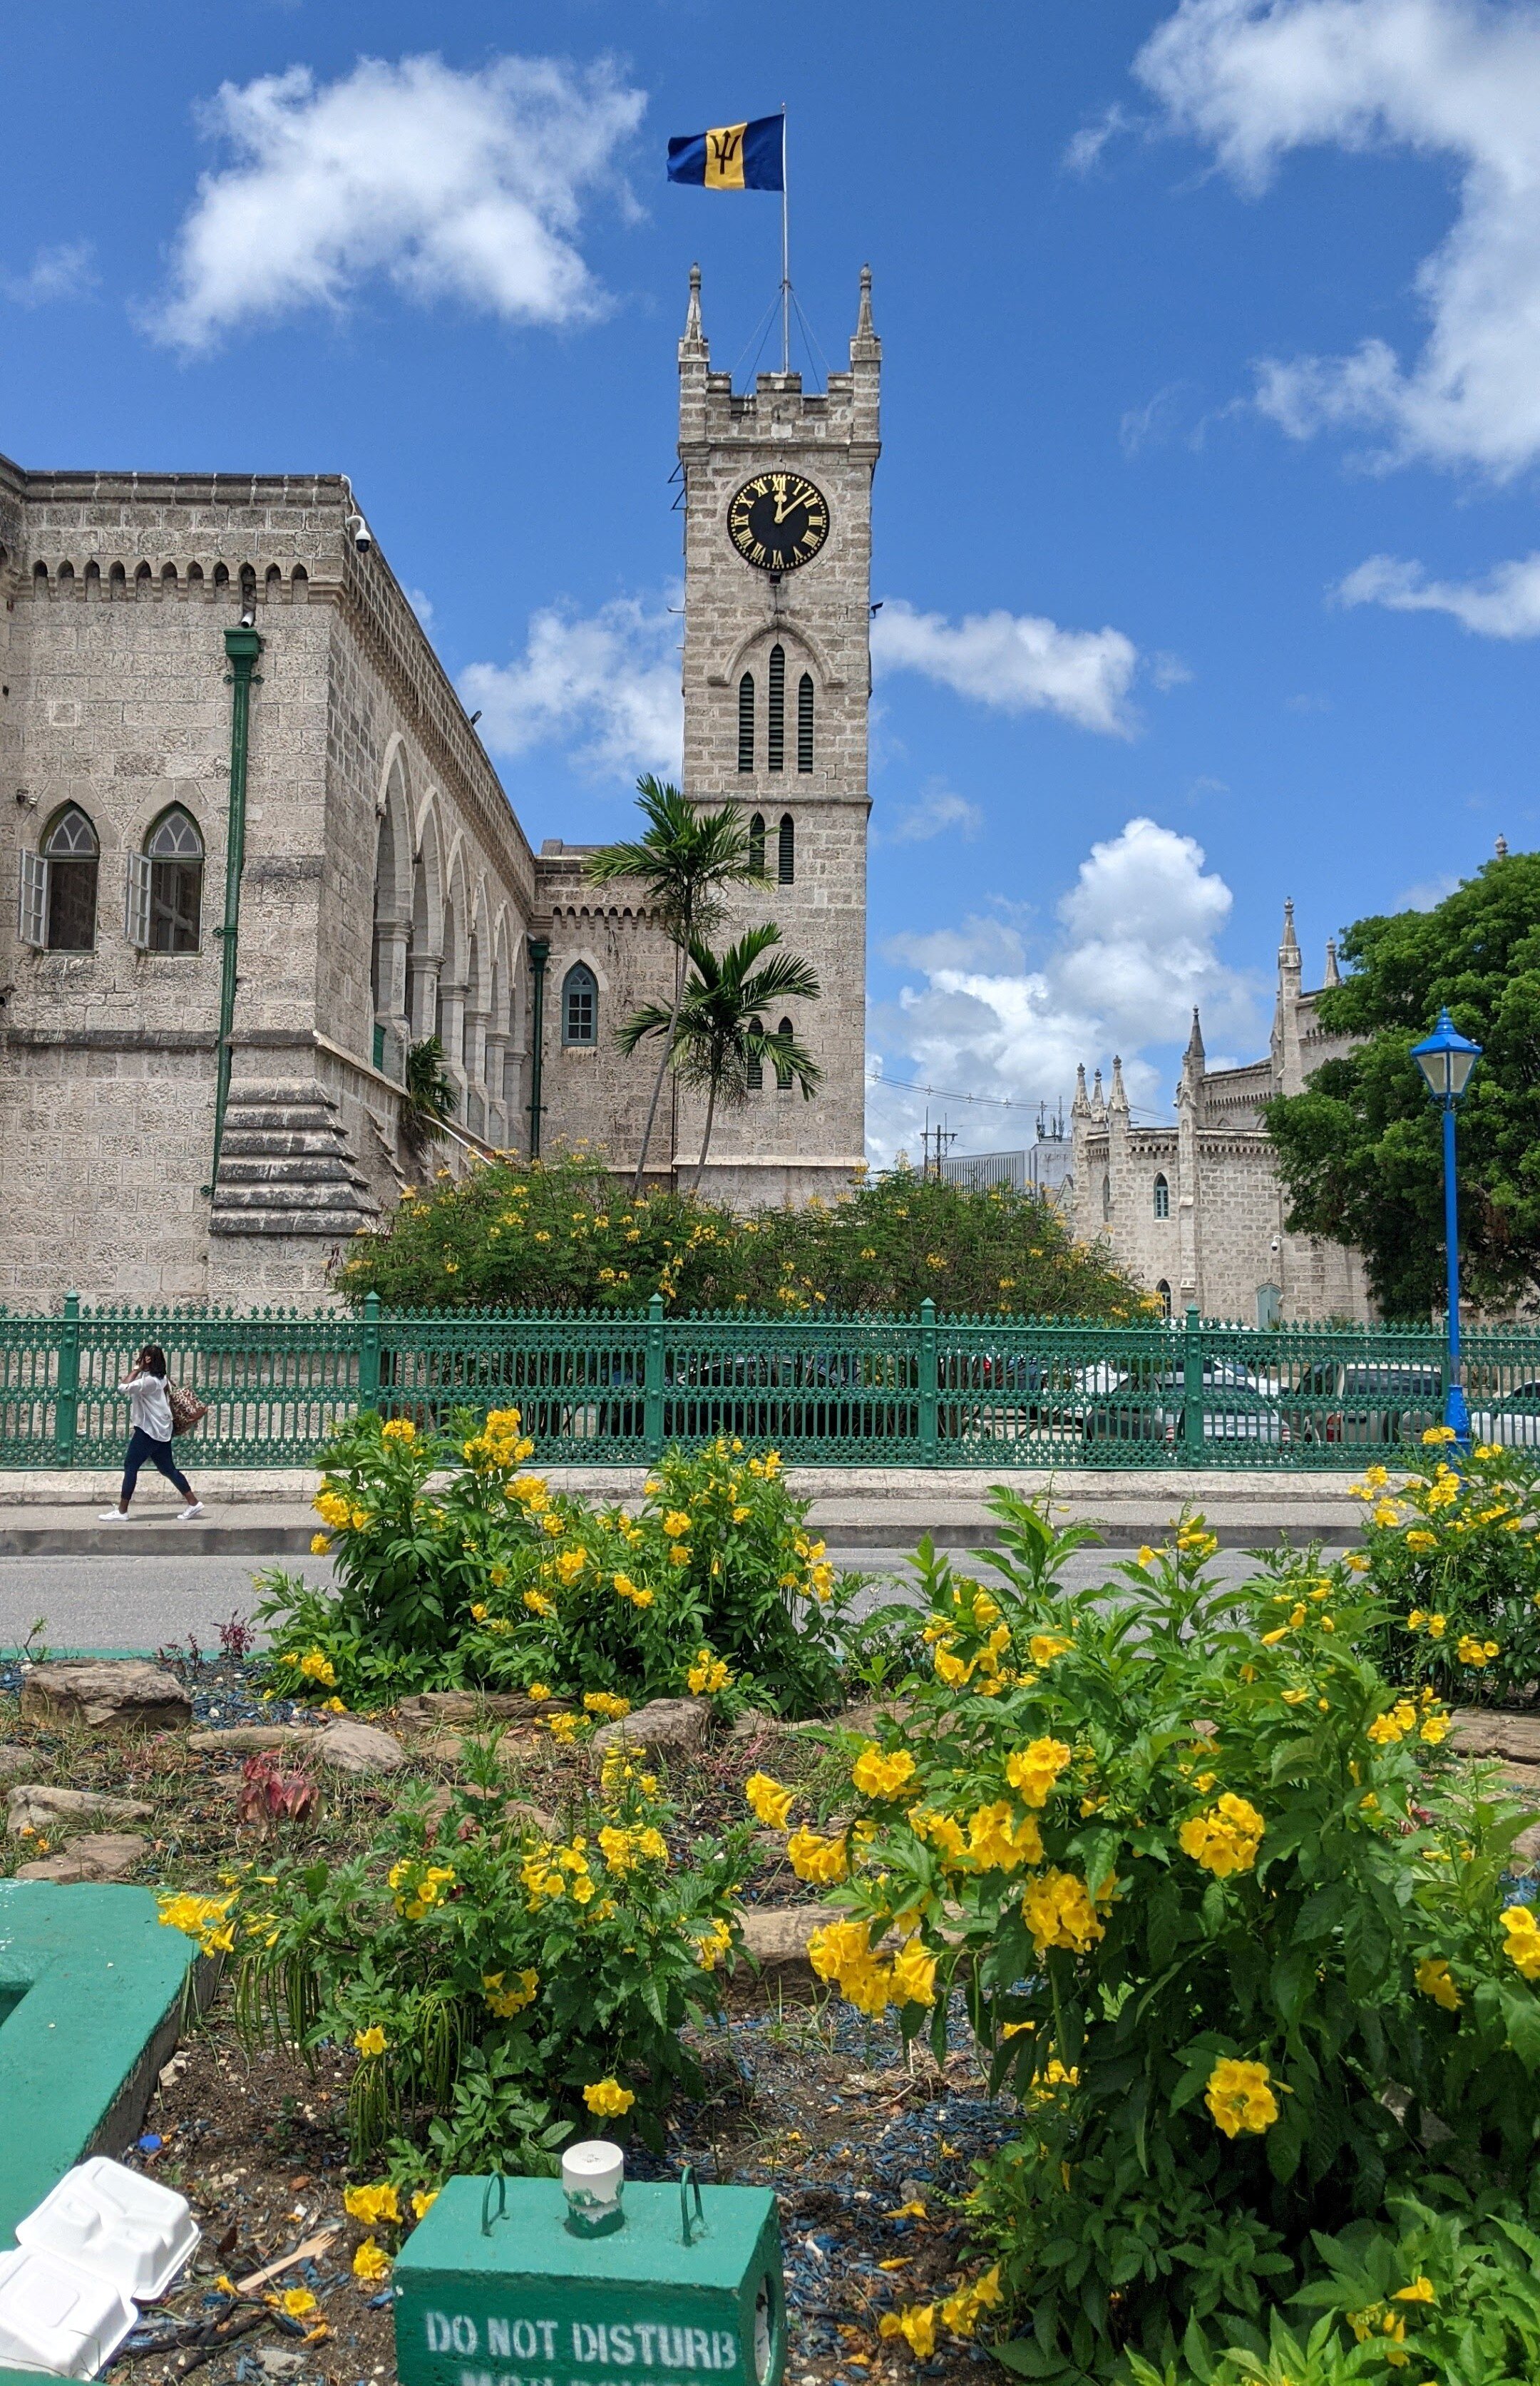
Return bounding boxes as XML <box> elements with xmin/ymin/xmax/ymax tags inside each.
<box><xmin>394</xmin><ymin>2175</ymin><xmax>785</xmax><ymax>2386</ymax></box>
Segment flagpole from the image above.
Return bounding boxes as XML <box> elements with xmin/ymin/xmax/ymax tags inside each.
<box><xmin>780</xmin><ymin>106</ymin><xmax>789</xmax><ymax>373</ymax></box>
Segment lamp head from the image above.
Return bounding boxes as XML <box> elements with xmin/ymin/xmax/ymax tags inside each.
<box><xmin>1411</xmin><ymin>1007</ymin><xmax>1482</xmax><ymax>1104</ymax></box>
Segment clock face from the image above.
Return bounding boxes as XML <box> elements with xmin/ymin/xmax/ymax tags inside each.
<box><xmin>727</xmin><ymin>472</ymin><xmax>830</xmax><ymax>573</ymax></box>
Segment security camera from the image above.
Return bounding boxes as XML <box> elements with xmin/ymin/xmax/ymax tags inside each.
<box><xmin>349</xmin><ymin>514</ymin><xmax>374</xmax><ymax>554</ymax></box>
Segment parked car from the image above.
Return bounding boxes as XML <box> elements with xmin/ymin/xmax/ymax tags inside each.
<box><xmin>1467</xmin><ymin>1381</ymin><xmax>1540</xmax><ymax>1449</ymax></box>
<box><xmin>1076</xmin><ymin>1364</ymin><xmax>1288</xmax><ymax>1451</ymax></box>
<box><xmin>1289</xmin><ymin>1361</ymin><xmax>1443</xmax><ymax>1448</ymax></box>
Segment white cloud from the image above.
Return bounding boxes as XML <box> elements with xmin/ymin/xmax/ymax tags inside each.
<box><xmin>405</xmin><ymin>585</ymin><xmax>435</xmax><ymax>628</ymax></box>
<box><xmin>875</xmin><ymin>784</ymin><xmax>982</xmax><ymax>847</ymax></box>
<box><xmin>460</xmin><ymin>593</ymin><xmax>682</xmax><ymax>782</ymax></box>
<box><xmin>867</xmin><ymin>817</ymin><xmax>1256</xmax><ymax>1167</ymax></box>
<box><xmin>1064</xmin><ymin>103</ymin><xmax>1133</xmax><ymax>174</ymax></box>
<box><xmin>1339</xmin><ymin>548</ymin><xmax>1540</xmax><ymax>635</ymax></box>
<box><xmin>1</xmin><ymin>241</ymin><xmax>96</xmax><ymax>305</ymax></box>
<box><xmin>872</xmin><ymin>597</ymin><xmax>1142</xmax><ymax>737</ymax></box>
<box><xmin>1136</xmin><ymin>0</ymin><xmax>1540</xmax><ymax>476</ymax></box>
<box><xmin>151</xmin><ymin>52</ymin><xmax>644</xmax><ymax>351</ymax></box>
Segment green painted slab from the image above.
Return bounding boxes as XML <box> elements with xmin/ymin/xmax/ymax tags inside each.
<box><xmin>395</xmin><ymin>2176</ymin><xmax>785</xmax><ymax>2386</ymax></box>
<box><xmin>0</xmin><ymin>1883</ymin><xmax>200</xmax><ymax>2251</ymax></box>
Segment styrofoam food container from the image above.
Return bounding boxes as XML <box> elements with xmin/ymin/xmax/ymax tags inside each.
<box><xmin>16</xmin><ymin>2157</ymin><xmax>200</xmax><ymax>2304</ymax></box>
<box><xmin>0</xmin><ymin>2243</ymin><xmax>138</xmax><ymax>2379</ymax></box>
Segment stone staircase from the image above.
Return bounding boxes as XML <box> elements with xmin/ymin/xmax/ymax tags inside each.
<box><xmin>209</xmin><ymin>1080</ymin><xmax>379</xmax><ymax>1239</ymax></box>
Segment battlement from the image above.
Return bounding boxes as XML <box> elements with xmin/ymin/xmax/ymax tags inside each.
<box><xmin>679</xmin><ymin>266</ymin><xmax>878</xmax><ymax>457</ymax></box>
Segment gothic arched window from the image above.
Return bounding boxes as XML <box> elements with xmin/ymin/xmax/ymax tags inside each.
<box><xmin>775</xmin><ymin>1015</ymin><xmax>794</xmax><ymax>1091</ymax></box>
<box><xmin>777</xmin><ymin>812</ymin><xmax>795</xmax><ymax>886</ymax></box>
<box><xmin>1102</xmin><ymin>1173</ymin><xmax>1112</xmax><ymax>1219</ymax></box>
<box><xmin>748</xmin><ymin>812</ymin><xmax>766</xmax><ymax>876</ymax></box>
<box><xmin>1156</xmin><ymin>1279</ymin><xmax>1172</xmax><ymax>1319</ymax></box>
<box><xmin>746</xmin><ymin>1015</ymin><xmax>764</xmax><ymax>1092</ymax></box>
<box><xmin>1153</xmin><ymin>1172</ymin><xmax>1170</xmax><ymax>1219</ymax></box>
<box><xmin>737</xmin><ymin>673</ymin><xmax>754</xmax><ymax>772</ymax></box>
<box><xmin>141</xmin><ymin>807</ymin><xmax>203</xmax><ymax>953</ymax></box>
<box><xmin>562</xmin><ymin>962</ymin><xmax>597</xmax><ymax>1047</ymax></box>
<box><xmin>797</xmin><ymin>672</ymin><xmax>813</xmax><ymax>771</ymax></box>
<box><xmin>767</xmin><ymin>643</ymin><xmax>786</xmax><ymax>772</ymax></box>
<box><xmin>36</xmin><ymin>804</ymin><xmax>99</xmax><ymax>951</ymax></box>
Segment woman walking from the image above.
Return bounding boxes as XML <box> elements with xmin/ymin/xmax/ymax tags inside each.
<box><xmin>99</xmin><ymin>1345</ymin><xmax>204</xmax><ymax>1521</ymax></box>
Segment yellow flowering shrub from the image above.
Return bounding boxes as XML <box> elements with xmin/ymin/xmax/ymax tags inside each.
<box><xmin>258</xmin><ymin>1421</ymin><xmax>853</xmax><ymax>1718</ymax></box>
<box><xmin>821</xmin><ymin>1488</ymin><xmax>1540</xmax><ymax>2381</ymax></box>
<box><xmin>1354</xmin><ymin>1440</ymin><xmax>1540</xmax><ymax>1704</ymax></box>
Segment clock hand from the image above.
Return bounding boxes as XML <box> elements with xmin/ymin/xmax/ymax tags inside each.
<box><xmin>771</xmin><ymin>491</ymin><xmax>806</xmax><ymax>525</ymax></box>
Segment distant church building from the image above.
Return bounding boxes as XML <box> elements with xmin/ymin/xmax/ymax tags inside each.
<box><xmin>1069</xmin><ymin>903</ymin><xmax>1373</xmax><ymax>1323</ymax></box>
<box><xmin>0</xmin><ymin>267</ymin><xmax>877</xmax><ymax>1304</ymax></box>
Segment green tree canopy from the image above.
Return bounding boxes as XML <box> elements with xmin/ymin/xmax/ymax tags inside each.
<box><xmin>1265</xmin><ymin>851</ymin><xmax>1540</xmax><ymax>1317</ymax></box>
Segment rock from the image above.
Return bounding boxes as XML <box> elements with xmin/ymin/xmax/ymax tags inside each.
<box><xmin>186</xmin><ymin>1725</ymin><xmax>323</xmax><ymax>1755</ymax></box>
<box><xmin>0</xmin><ymin>1746</ymin><xmax>34</xmax><ymax>1781</ymax></box>
<box><xmin>395</xmin><ymin>1691</ymin><xmax>566</xmax><ymax>1734</ymax></box>
<box><xmin>1450</xmin><ymin>1710</ymin><xmax>1540</xmax><ymax>1762</ymax></box>
<box><xmin>421</xmin><ymin>1783</ymin><xmax>555</xmax><ymax>1835</ymax></box>
<box><xmin>1514</xmin><ymin>1821</ymin><xmax>1540</xmax><ymax>1867</ymax></box>
<box><xmin>417</xmin><ymin>1726</ymin><xmax>545</xmax><ymax>1766</ymax></box>
<box><xmin>20</xmin><ymin>1659</ymin><xmax>192</xmax><ymax>1734</ymax></box>
<box><xmin>734</xmin><ymin>1905</ymin><xmax>821</xmax><ymax>1974</ymax></box>
<box><xmin>591</xmin><ymin>1698</ymin><xmax>709</xmax><ymax>1758</ymax></box>
<box><xmin>15</xmin><ymin>1831</ymin><xmax>149</xmax><ymax>1883</ymax></box>
<box><xmin>730</xmin><ymin>1710</ymin><xmax>785</xmax><ymax>1742</ymax></box>
<box><xmin>315</xmin><ymin>1719</ymin><xmax>406</xmax><ymax>1776</ymax></box>
<box><xmin>256</xmin><ymin>2350</ymin><xmax>304</xmax><ymax>2379</ymax></box>
<box><xmin>7</xmin><ymin>1784</ymin><xmax>155</xmax><ymax>1835</ymax></box>
<box><xmin>1499</xmin><ymin>1761</ymin><xmax>1540</xmax><ymax>1800</ymax></box>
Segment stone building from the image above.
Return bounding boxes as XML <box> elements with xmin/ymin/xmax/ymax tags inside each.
<box><xmin>0</xmin><ymin>267</ymin><xmax>878</xmax><ymax>1304</ymax></box>
<box><xmin>1069</xmin><ymin>903</ymin><xmax>1373</xmax><ymax>1323</ymax></box>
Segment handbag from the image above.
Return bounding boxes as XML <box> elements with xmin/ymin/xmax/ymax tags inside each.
<box><xmin>167</xmin><ymin>1382</ymin><xmax>208</xmax><ymax>1437</ymax></box>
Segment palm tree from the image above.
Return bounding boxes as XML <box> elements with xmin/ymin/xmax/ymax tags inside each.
<box><xmin>618</xmin><ymin>926</ymin><xmax>821</xmax><ymax>1189</ymax></box>
<box><xmin>585</xmin><ymin>776</ymin><xmax>767</xmax><ymax>1194</ymax></box>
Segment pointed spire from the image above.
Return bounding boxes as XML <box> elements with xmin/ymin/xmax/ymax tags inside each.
<box><xmin>1184</xmin><ymin>1007</ymin><xmax>1206</xmax><ymax>1067</ymax></box>
<box><xmin>1109</xmin><ymin>1055</ymin><xmax>1129</xmax><ymax>1115</ymax></box>
<box><xmin>857</xmin><ymin>264</ymin><xmax>875</xmax><ymax>337</ymax></box>
<box><xmin>682</xmin><ymin>260</ymin><xmax>705</xmax><ymax>347</ymax></box>
<box><xmin>1072</xmin><ymin>1063</ymin><xmax>1090</xmax><ymax>1119</ymax></box>
<box><xmin>1497</xmin><ymin>833</ymin><xmax>1509</xmax><ymax>859</ymax></box>
<box><xmin>1280</xmin><ymin>896</ymin><xmax>1299</xmax><ymax>956</ymax></box>
<box><xmin>1324</xmin><ymin>938</ymin><xmax>1340</xmax><ymax>988</ymax></box>
<box><xmin>1090</xmin><ymin>1067</ymin><xmax>1106</xmax><ymax>1122</ymax></box>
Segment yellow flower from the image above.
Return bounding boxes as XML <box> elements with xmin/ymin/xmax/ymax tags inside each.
<box><xmin>938</xmin><ymin>2268</ymin><xmax>1002</xmax><ymax>2340</ymax></box>
<box><xmin>851</xmin><ymin>1743</ymin><xmax>918</xmax><ymax>1800</ymax></box>
<box><xmin>1501</xmin><ymin>1905</ymin><xmax>1540</xmax><ymax>1980</ymax></box>
<box><xmin>297</xmin><ymin>1649</ymin><xmax>337</xmax><ymax>1686</ymax></box>
<box><xmin>964</xmin><ymin>1801</ymin><xmax>1044</xmax><ymax>1872</ymax></box>
<box><xmin>687</xmin><ymin>1649</ymin><xmax>732</xmax><ymax>1695</ymax></box>
<box><xmin>381</xmin><ymin>1418</ymin><xmax>417</xmax><ymax>1443</ymax></box>
<box><xmin>1027</xmin><ymin>1632</ymin><xmax>1074</xmax><ymax>1667</ymax></box>
<box><xmin>555</xmin><ymin>1547</ymin><xmax>587</xmax><ymax>1586</ymax></box>
<box><xmin>1179</xmin><ymin>1793</ymin><xmax>1265</xmax><ymax>1878</ymax></box>
<box><xmin>1422</xmin><ymin>1424</ymin><xmax>1458</xmax><ymax>1445</ymax></box>
<box><xmin>527</xmin><ymin>1681</ymin><xmax>551</xmax><ymax>1701</ymax></box>
<box><xmin>1405</xmin><ymin>1530</ymin><xmax>1438</xmax><ymax>1554</ymax></box>
<box><xmin>353</xmin><ymin>2024</ymin><xmax>387</xmax><ymax>2057</ymax></box>
<box><xmin>1004</xmin><ymin>1737</ymin><xmax>1073</xmax><ymax>1808</ymax></box>
<box><xmin>661</xmin><ymin>1510</ymin><xmax>692</xmax><ymax>1538</ymax></box>
<box><xmin>545</xmin><ymin>1712</ymin><xmax>580</xmax><ymax>1741</ymax></box>
<box><xmin>1345</xmin><ymin>1550</ymin><xmax>1371</xmax><ymax>1572</ymax></box>
<box><xmin>1372</xmin><ymin>1501</ymin><xmax>1402</xmax><ymax>1528</ymax></box>
<box><xmin>277</xmin><ymin>2288</ymin><xmax>317</xmax><ymax>2318</ymax></box>
<box><xmin>889</xmin><ymin>1937</ymin><xmax>939</xmax><ymax>2007</ymax></box>
<box><xmin>1205</xmin><ymin>2057</ymin><xmax>1279</xmax><ymax>2137</ymax></box>
<box><xmin>1415</xmin><ymin>1957</ymin><xmax>1461</xmax><ymax>2011</ymax></box>
<box><xmin>1419</xmin><ymin>1710</ymin><xmax>1451</xmax><ymax>1744</ymax></box>
<box><xmin>1393</xmin><ymin>2276</ymin><xmax>1437</xmax><ymax>2303</ymax></box>
<box><xmin>352</xmin><ymin>2241</ymin><xmax>390</xmax><ymax>2282</ymax></box>
<box><xmin>1429</xmin><ymin>1612</ymin><xmax>1447</xmax><ymax>1637</ymax></box>
<box><xmin>343</xmin><ymin>2183</ymin><xmax>400</xmax><ymax>2227</ymax></box>
<box><xmin>879</xmin><ymin>2305</ymin><xmax>937</xmax><ymax>2358</ymax></box>
<box><xmin>523</xmin><ymin>1589</ymin><xmax>554</xmax><ymax>1617</ymax></box>
<box><xmin>1367</xmin><ymin>1700</ymin><xmax>1418</xmax><ymax>1746</ymax></box>
<box><xmin>583</xmin><ymin>1691</ymin><xmax>631</xmax><ymax>1721</ymax></box>
<box><xmin>309</xmin><ymin>1532</ymin><xmax>332</xmax><ymax>1555</ymax></box>
<box><xmin>744</xmin><ymin>1772</ymin><xmax>795</xmax><ymax>1829</ymax></box>
<box><xmin>411</xmin><ymin>2190</ymin><xmax>438</xmax><ymax>2221</ymax></box>
<box><xmin>482</xmin><ymin>1967</ymin><xmax>538</xmax><ymax>2018</ymax></box>
<box><xmin>786</xmin><ymin>1828</ymin><xmax>849</xmax><ymax>1884</ymax></box>
<box><xmin>1457</xmin><ymin>1634</ymin><xmax>1501</xmax><ymax>1666</ymax></box>
<box><xmin>1020</xmin><ymin>1869</ymin><xmax>1106</xmax><ymax>1957</ymax></box>
<box><xmin>583</xmin><ymin>2078</ymin><xmax>635</xmax><ymax>2118</ymax></box>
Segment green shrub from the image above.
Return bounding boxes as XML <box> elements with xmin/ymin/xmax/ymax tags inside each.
<box><xmin>160</xmin><ymin>1739</ymin><xmax>751</xmax><ymax>2183</ymax></box>
<box><xmin>1352</xmin><ymin>1433</ymin><xmax>1540</xmax><ymax>1704</ymax></box>
<box><xmin>332</xmin><ymin>1152</ymin><xmax>1145</xmax><ymax>1321</ymax></box>
<box><xmin>260</xmin><ymin>1410</ymin><xmax>853</xmax><ymax>1718</ymax></box>
<box><xmin>749</xmin><ymin>1493</ymin><xmax>1540</xmax><ymax>2380</ymax></box>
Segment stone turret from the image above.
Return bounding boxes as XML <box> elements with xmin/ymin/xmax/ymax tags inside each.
<box><xmin>1324</xmin><ymin>937</ymin><xmax>1340</xmax><ymax>988</ymax></box>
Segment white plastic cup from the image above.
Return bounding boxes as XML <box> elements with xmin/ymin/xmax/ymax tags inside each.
<box><xmin>561</xmin><ymin>2140</ymin><xmax>624</xmax><ymax>2231</ymax></box>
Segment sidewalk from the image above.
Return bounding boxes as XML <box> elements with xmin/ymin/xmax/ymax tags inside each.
<box><xmin>0</xmin><ymin>1463</ymin><xmax>1363</xmax><ymax>1556</ymax></box>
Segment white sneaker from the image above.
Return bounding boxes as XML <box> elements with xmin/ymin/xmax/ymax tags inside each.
<box><xmin>98</xmin><ymin>1510</ymin><xmax>132</xmax><ymax>1522</ymax></box>
<box><xmin>176</xmin><ymin>1502</ymin><xmax>205</xmax><ymax>1521</ymax></box>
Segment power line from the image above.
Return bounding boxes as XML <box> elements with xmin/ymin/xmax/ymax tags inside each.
<box><xmin>866</xmin><ymin>1065</ymin><xmax>1166</xmax><ymax>1124</ymax></box>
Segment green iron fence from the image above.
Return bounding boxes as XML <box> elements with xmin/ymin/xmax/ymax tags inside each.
<box><xmin>5</xmin><ymin>1294</ymin><xmax>1540</xmax><ymax>1470</ymax></box>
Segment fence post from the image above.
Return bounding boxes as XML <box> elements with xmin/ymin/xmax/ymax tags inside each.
<box><xmin>359</xmin><ymin>1292</ymin><xmax>381</xmax><ymax>1412</ymax></box>
<box><xmin>919</xmin><ymin>1298</ymin><xmax>939</xmax><ymax>1460</ymax></box>
<box><xmin>1182</xmin><ymin>1304</ymin><xmax>1203</xmax><ymax>1465</ymax></box>
<box><xmin>54</xmin><ymin>1291</ymin><xmax>80</xmax><ymax>1468</ymax></box>
<box><xmin>644</xmin><ymin>1292</ymin><xmax>665</xmax><ymax>1460</ymax></box>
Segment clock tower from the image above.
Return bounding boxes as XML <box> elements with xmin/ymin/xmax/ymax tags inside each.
<box><xmin>676</xmin><ymin>262</ymin><xmax>878</xmax><ymax>1202</ymax></box>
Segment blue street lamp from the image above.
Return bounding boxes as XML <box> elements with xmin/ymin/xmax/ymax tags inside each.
<box><xmin>1410</xmin><ymin>1007</ymin><xmax>1483</xmax><ymax>1443</ymax></box>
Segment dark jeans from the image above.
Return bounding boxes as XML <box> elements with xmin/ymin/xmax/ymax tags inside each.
<box><xmin>120</xmin><ymin>1427</ymin><xmax>193</xmax><ymax>1507</ymax></box>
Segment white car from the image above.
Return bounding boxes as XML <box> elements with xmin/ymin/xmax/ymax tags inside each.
<box><xmin>1467</xmin><ymin>1382</ymin><xmax>1540</xmax><ymax>1449</ymax></box>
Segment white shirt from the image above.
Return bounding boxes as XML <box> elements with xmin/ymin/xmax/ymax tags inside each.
<box><xmin>124</xmin><ymin>1371</ymin><xmax>174</xmax><ymax>1443</ymax></box>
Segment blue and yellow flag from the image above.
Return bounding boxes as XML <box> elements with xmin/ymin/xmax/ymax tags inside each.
<box><xmin>667</xmin><ymin>115</ymin><xmax>784</xmax><ymax>192</ymax></box>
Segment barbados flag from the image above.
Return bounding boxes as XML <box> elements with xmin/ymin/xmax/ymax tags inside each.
<box><xmin>667</xmin><ymin>114</ymin><xmax>784</xmax><ymax>191</ymax></box>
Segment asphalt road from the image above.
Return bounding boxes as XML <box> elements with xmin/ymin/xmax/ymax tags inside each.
<box><xmin>0</xmin><ymin>1547</ymin><xmax>1348</xmax><ymax>1657</ymax></box>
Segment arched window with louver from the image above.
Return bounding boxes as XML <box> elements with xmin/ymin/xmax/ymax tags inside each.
<box><xmin>747</xmin><ymin>813</ymin><xmax>766</xmax><ymax>876</ymax></box>
<box><xmin>746</xmin><ymin>1016</ymin><xmax>764</xmax><ymax>1092</ymax></box>
<box><xmin>737</xmin><ymin>673</ymin><xmax>755</xmax><ymax>772</ymax></box>
<box><xmin>777</xmin><ymin>813</ymin><xmax>795</xmax><ymax>886</ymax></box>
<box><xmin>775</xmin><ymin>1016</ymin><xmax>794</xmax><ymax>1090</ymax></box>
<box><xmin>797</xmin><ymin>672</ymin><xmax>813</xmax><ymax>771</ymax></box>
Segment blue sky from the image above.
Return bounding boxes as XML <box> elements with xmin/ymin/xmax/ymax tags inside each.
<box><xmin>6</xmin><ymin>0</ymin><xmax>1539</xmax><ymax>1162</ymax></box>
